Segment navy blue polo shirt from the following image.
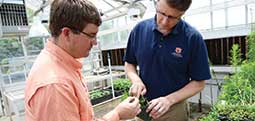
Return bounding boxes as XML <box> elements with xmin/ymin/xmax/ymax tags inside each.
<box><xmin>124</xmin><ymin>17</ymin><xmax>211</xmax><ymax>100</ymax></box>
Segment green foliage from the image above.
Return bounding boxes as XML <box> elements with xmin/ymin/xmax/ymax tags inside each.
<box><xmin>247</xmin><ymin>32</ymin><xmax>255</xmax><ymax>62</ymax></box>
<box><xmin>201</xmin><ymin>68</ymin><xmax>255</xmax><ymax>120</ymax></box>
<box><xmin>25</xmin><ymin>38</ymin><xmax>44</xmax><ymax>55</ymax></box>
<box><xmin>89</xmin><ymin>89</ymin><xmax>111</xmax><ymax>100</ymax></box>
<box><xmin>1</xmin><ymin>58</ymin><xmax>8</xmax><ymax>65</ymax></box>
<box><xmin>139</xmin><ymin>95</ymin><xmax>149</xmax><ymax>108</ymax></box>
<box><xmin>220</xmin><ymin>62</ymin><xmax>255</xmax><ymax>105</ymax></box>
<box><xmin>239</xmin><ymin>62</ymin><xmax>255</xmax><ymax>87</ymax></box>
<box><xmin>0</xmin><ymin>38</ymin><xmax>23</xmax><ymax>62</ymax></box>
<box><xmin>120</xmin><ymin>92</ymin><xmax>151</xmax><ymax>120</ymax></box>
<box><xmin>220</xmin><ymin>77</ymin><xmax>255</xmax><ymax>105</ymax></box>
<box><xmin>137</xmin><ymin>95</ymin><xmax>151</xmax><ymax>121</ymax></box>
<box><xmin>230</xmin><ymin>44</ymin><xmax>242</xmax><ymax>72</ymax></box>
<box><xmin>120</xmin><ymin>91</ymin><xmax>130</xmax><ymax>101</ymax></box>
<box><xmin>201</xmin><ymin>103</ymin><xmax>255</xmax><ymax>121</ymax></box>
<box><xmin>216</xmin><ymin>104</ymin><xmax>255</xmax><ymax>121</ymax></box>
<box><xmin>199</xmin><ymin>107</ymin><xmax>219</xmax><ymax>121</ymax></box>
<box><xmin>0</xmin><ymin>37</ymin><xmax>44</xmax><ymax>63</ymax></box>
<box><xmin>201</xmin><ymin>33</ymin><xmax>255</xmax><ymax>120</ymax></box>
<box><xmin>113</xmin><ymin>78</ymin><xmax>131</xmax><ymax>92</ymax></box>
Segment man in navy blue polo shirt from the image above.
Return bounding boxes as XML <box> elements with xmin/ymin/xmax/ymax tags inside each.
<box><xmin>124</xmin><ymin>0</ymin><xmax>211</xmax><ymax>120</ymax></box>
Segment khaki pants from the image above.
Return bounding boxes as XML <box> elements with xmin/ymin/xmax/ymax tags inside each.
<box><xmin>136</xmin><ymin>101</ymin><xmax>189</xmax><ymax>121</ymax></box>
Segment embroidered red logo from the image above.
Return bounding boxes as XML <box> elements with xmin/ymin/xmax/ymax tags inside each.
<box><xmin>175</xmin><ymin>47</ymin><xmax>182</xmax><ymax>54</ymax></box>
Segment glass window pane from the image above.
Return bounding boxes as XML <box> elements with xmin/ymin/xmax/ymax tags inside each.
<box><xmin>185</xmin><ymin>12</ymin><xmax>211</xmax><ymax>30</ymax></box>
<box><xmin>99</xmin><ymin>33</ymin><xmax>118</xmax><ymax>50</ymax></box>
<box><xmin>248</xmin><ymin>4</ymin><xmax>255</xmax><ymax>24</ymax></box>
<box><xmin>212</xmin><ymin>0</ymin><xmax>222</xmax><ymax>5</ymax></box>
<box><xmin>228</xmin><ymin>6</ymin><xmax>245</xmax><ymax>26</ymax></box>
<box><xmin>100</xmin><ymin>20</ymin><xmax>113</xmax><ymax>31</ymax></box>
<box><xmin>190</xmin><ymin>0</ymin><xmax>210</xmax><ymax>9</ymax></box>
<box><xmin>213</xmin><ymin>9</ymin><xmax>226</xmax><ymax>28</ymax></box>
<box><xmin>120</xmin><ymin>30</ymin><xmax>128</xmax><ymax>42</ymax></box>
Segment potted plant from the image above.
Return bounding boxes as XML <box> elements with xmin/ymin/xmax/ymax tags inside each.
<box><xmin>137</xmin><ymin>95</ymin><xmax>152</xmax><ymax>121</ymax></box>
<box><xmin>113</xmin><ymin>78</ymin><xmax>131</xmax><ymax>97</ymax></box>
<box><xmin>89</xmin><ymin>89</ymin><xmax>113</xmax><ymax>105</ymax></box>
<box><xmin>121</xmin><ymin>92</ymin><xmax>152</xmax><ymax>120</ymax></box>
<box><xmin>200</xmin><ymin>42</ymin><xmax>255</xmax><ymax>121</ymax></box>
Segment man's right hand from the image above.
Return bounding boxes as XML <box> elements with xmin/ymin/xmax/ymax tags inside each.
<box><xmin>115</xmin><ymin>97</ymin><xmax>141</xmax><ymax>120</ymax></box>
<box><xmin>129</xmin><ymin>82</ymin><xmax>147</xmax><ymax>98</ymax></box>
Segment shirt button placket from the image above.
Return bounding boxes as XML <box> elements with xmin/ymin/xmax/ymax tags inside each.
<box><xmin>159</xmin><ymin>37</ymin><xmax>163</xmax><ymax>48</ymax></box>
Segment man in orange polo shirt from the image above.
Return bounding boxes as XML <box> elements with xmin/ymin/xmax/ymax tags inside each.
<box><xmin>25</xmin><ymin>0</ymin><xmax>141</xmax><ymax>121</ymax></box>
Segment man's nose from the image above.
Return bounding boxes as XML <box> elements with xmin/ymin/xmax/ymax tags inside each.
<box><xmin>161</xmin><ymin>17</ymin><xmax>169</xmax><ymax>25</ymax></box>
<box><xmin>92</xmin><ymin>39</ymin><xmax>97</xmax><ymax>45</ymax></box>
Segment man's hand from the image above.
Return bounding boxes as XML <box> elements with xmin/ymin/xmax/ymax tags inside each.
<box><xmin>114</xmin><ymin>97</ymin><xmax>141</xmax><ymax>120</ymax></box>
<box><xmin>129</xmin><ymin>82</ymin><xmax>147</xmax><ymax>98</ymax></box>
<box><xmin>146</xmin><ymin>97</ymin><xmax>174</xmax><ymax>119</ymax></box>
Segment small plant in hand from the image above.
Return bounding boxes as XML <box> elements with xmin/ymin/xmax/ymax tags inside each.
<box><xmin>121</xmin><ymin>92</ymin><xmax>152</xmax><ymax>120</ymax></box>
<box><xmin>137</xmin><ymin>95</ymin><xmax>152</xmax><ymax>121</ymax></box>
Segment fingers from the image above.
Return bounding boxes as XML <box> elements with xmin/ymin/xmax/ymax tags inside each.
<box><xmin>151</xmin><ymin>105</ymin><xmax>167</xmax><ymax>119</ymax></box>
<box><xmin>129</xmin><ymin>84</ymin><xmax>143</xmax><ymax>98</ymax></box>
<box><xmin>129</xmin><ymin>84</ymin><xmax>139</xmax><ymax>97</ymax></box>
<box><xmin>126</xmin><ymin>96</ymin><xmax>135</xmax><ymax>103</ymax></box>
<box><xmin>118</xmin><ymin>96</ymin><xmax>141</xmax><ymax>119</ymax></box>
<box><xmin>127</xmin><ymin>97</ymin><xmax>139</xmax><ymax>106</ymax></box>
<box><xmin>146</xmin><ymin>97</ymin><xmax>170</xmax><ymax>119</ymax></box>
<box><xmin>131</xmin><ymin>97</ymin><xmax>141</xmax><ymax>115</ymax></box>
<box><xmin>154</xmin><ymin>107</ymin><xmax>165</xmax><ymax>118</ymax></box>
<box><xmin>146</xmin><ymin>100</ymin><xmax>160</xmax><ymax>113</ymax></box>
<box><xmin>126</xmin><ymin>97</ymin><xmax>141</xmax><ymax>112</ymax></box>
<box><xmin>141</xmin><ymin>88</ymin><xmax>147</xmax><ymax>96</ymax></box>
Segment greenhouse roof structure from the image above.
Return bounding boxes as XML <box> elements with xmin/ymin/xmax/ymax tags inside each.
<box><xmin>24</xmin><ymin>0</ymin><xmax>154</xmax><ymax>21</ymax></box>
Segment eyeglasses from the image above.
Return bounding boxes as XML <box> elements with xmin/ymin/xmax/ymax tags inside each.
<box><xmin>70</xmin><ymin>28</ymin><xmax>97</xmax><ymax>40</ymax></box>
<box><xmin>156</xmin><ymin>10</ymin><xmax>182</xmax><ymax>21</ymax></box>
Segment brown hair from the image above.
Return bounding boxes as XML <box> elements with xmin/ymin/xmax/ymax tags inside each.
<box><xmin>49</xmin><ymin>0</ymin><xmax>102</xmax><ymax>37</ymax></box>
<box><xmin>163</xmin><ymin>0</ymin><xmax>192</xmax><ymax>11</ymax></box>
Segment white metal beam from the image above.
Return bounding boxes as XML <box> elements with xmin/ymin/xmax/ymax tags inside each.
<box><xmin>185</xmin><ymin>0</ymin><xmax>255</xmax><ymax>16</ymax></box>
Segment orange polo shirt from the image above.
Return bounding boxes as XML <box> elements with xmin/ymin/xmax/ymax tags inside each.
<box><xmin>25</xmin><ymin>39</ymin><xmax>119</xmax><ymax>121</ymax></box>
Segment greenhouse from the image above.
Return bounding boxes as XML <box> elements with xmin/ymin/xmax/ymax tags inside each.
<box><xmin>0</xmin><ymin>0</ymin><xmax>255</xmax><ymax>121</ymax></box>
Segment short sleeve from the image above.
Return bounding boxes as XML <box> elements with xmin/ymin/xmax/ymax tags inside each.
<box><xmin>124</xmin><ymin>30</ymin><xmax>137</xmax><ymax>65</ymax></box>
<box><xmin>188</xmin><ymin>33</ymin><xmax>211</xmax><ymax>81</ymax></box>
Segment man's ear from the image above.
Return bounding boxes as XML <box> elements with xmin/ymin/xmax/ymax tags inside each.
<box><xmin>61</xmin><ymin>27</ymin><xmax>70</xmax><ymax>37</ymax></box>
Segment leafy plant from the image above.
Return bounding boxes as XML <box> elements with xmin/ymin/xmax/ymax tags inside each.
<box><xmin>120</xmin><ymin>92</ymin><xmax>152</xmax><ymax>120</ymax></box>
<box><xmin>89</xmin><ymin>89</ymin><xmax>111</xmax><ymax>100</ymax></box>
<box><xmin>220</xmin><ymin>62</ymin><xmax>255</xmax><ymax>105</ymax></box>
<box><xmin>247</xmin><ymin>32</ymin><xmax>255</xmax><ymax>62</ymax></box>
<box><xmin>137</xmin><ymin>95</ymin><xmax>152</xmax><ymax>121</ymax></box>
<box><xmin>0</xmin><ymin>38</ymin><xmax>23</xmax><ymax>62</ymax></box>
<box><xmin>229</xmin><ymin>44</ymin><xmax>242</xmax><ymax>72</ymax></box>
<box><xmin>199</xmin><ymin>106</ymin><xmax>219</xmax><ymax>121</ymax></box>
<box><xmin>216</xmin><ymin>104</ymin><xmax>255</xmax><ymax>121</ymax></box>
<box><xmin>201</xmin><ymin>35</ymin><xmax>255</xmax><ymax>120</ymax></box>
<box><xmin>120</xmin><ymin>91</ymin><xmax>130</xmax><ymax>101</ymax></box>
<box><xmin>113</xmin><ymin>78</ymin><xmax>131</xmax><ymax>92</ymax></box>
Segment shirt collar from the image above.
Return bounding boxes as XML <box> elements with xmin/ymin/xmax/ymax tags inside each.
<box><xmin>45</xmin><ymin>39</ymin><xmax>82</xmax><ymax>71</ymax></box>
<box><xmin>152</xmin><ymin>15</ymin><xmax>182</xmax><ymax>35</ymax></box>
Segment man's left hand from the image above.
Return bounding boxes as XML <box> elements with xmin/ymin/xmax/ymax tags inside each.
<box><xmin>146</xmin><ymin>97</ymin><xmax>173</xmax><ymax>119</ymax></box>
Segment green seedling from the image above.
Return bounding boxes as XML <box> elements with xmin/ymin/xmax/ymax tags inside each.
<box><xmin>137</xmin><ymin>95</ymin><xmax>152</xmax><ymax>121</ymax></box>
